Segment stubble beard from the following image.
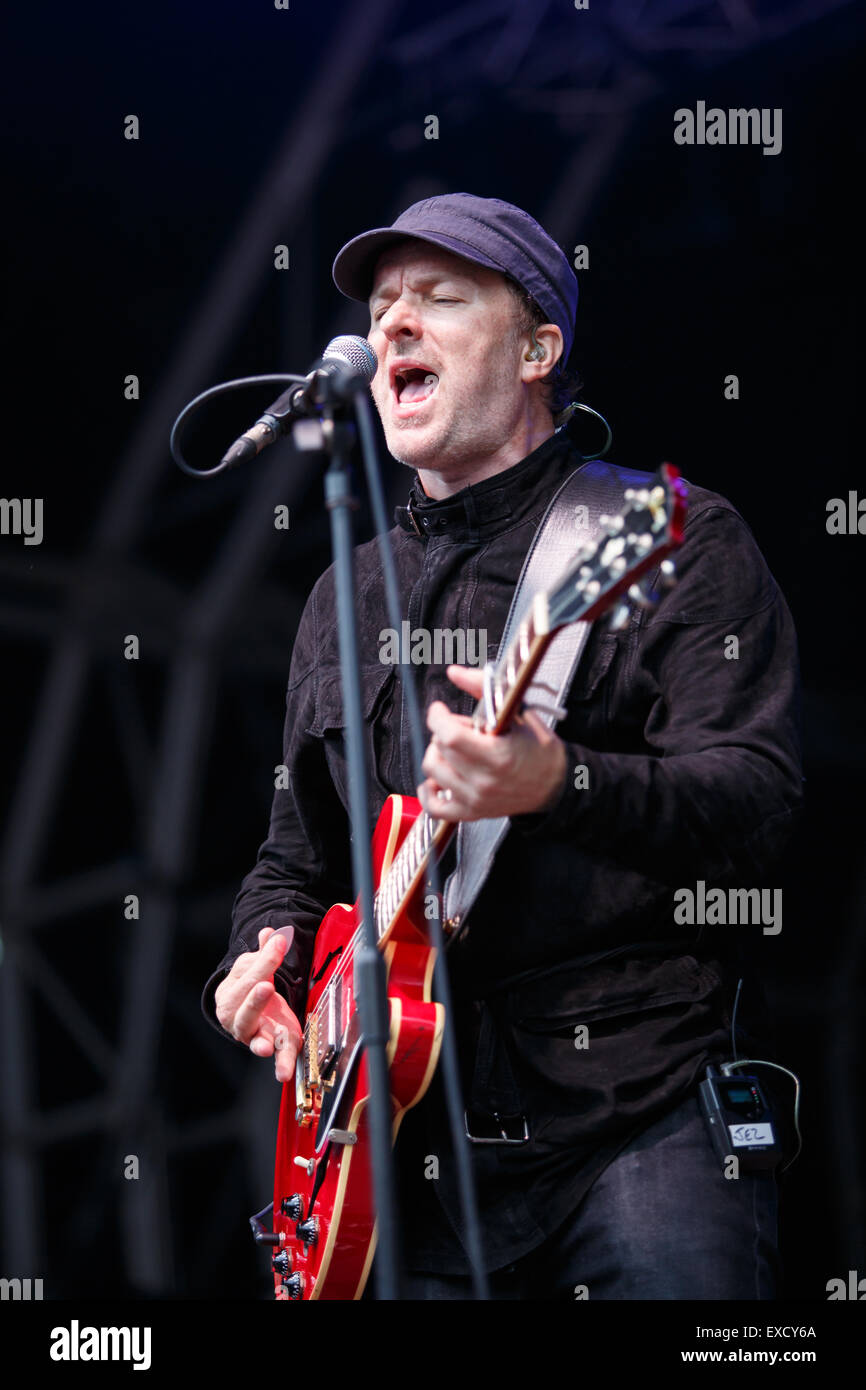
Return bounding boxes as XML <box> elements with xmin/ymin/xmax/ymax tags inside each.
<box><xmin>381</xmin><ymin>373</ymin><xmax>524</xmax><ymax>481</ymax></box>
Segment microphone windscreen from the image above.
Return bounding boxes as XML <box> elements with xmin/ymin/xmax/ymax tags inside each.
<box><xmin>322</xmin><ymin>335</ymin><xmax>378</xmax><ymax>383</ymax></box>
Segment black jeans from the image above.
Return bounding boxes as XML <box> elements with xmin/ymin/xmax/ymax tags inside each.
<box><xmin>383</xmin><ymin>1095</ymin><xmax>779</xmax><ymax>1301</ymax></box>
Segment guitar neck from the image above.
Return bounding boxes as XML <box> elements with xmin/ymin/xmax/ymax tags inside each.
<box><xmin>469</xmin><ymin>590</ymin><xmax>555</xmax><ymax>735</ymax></box>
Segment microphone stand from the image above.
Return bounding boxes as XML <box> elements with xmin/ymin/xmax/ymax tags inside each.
<box><xmin>292</xmin><ymin>398</ymin><xmax>402</xmax><ymax>1302</ymax></box>
<box><xmin>172</xmin><ymin>358</ymin><xmax>489</xmax><ymax>1298</ymax></box>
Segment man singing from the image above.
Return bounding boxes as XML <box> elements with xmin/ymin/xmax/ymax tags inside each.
<box><xmin>202</xmin><ymin>193</ymin><xmax>802</xmax><ymax>1299</ymax></box>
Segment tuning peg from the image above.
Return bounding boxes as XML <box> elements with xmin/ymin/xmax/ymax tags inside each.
<box><xmin>608</xmin><ymin>601</ymin><xmax>632</xmax><ymax>632</ymax></box>
<box><xmin>627</xmin><ymin>582</ymin><xmax>655</xmax><ymax>609</ymax></box>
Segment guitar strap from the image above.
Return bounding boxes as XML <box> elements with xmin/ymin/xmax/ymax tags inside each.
<box><xmin>442</xmin><ymin>455</ymin><xmax>653</xmax><ymax>942</ymax></box>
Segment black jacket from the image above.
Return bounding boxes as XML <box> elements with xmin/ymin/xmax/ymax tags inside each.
<box><xmin>201</xmin><ymin>427</ymin><xmax>803</xmax><ymax>1272</ymax></box>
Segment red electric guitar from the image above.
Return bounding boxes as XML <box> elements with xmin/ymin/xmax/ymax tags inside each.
<box><xmin>258</xmin><ymin>464</ymin><xmax>687</xmax><ymax>1300</ymax></box>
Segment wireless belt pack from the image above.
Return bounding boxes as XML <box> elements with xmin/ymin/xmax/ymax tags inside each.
<box><xmin>698</xmin><ymin>1064</ymin><xmax>782</xmax><ymax>1171</ymax></box>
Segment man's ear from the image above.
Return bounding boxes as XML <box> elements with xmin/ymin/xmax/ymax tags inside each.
<box><xmin>520</xmin><ymin>323</ymin><xmax>564</xmax><ymax>382</ymax></box>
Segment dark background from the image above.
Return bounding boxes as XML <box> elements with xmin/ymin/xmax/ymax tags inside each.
<box><xmin>1</xmin><ymin>0</ymin><xmax>863</xmax><ymax>1303</ymax></box>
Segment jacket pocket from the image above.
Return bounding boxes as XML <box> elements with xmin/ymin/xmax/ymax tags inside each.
<box><xmin>306</xmin><ymin>664</ymin><xmax>398</xmax><ymax>799</ymax></box>
<box><xmin>552</xmin><ymin>630</ymin><xmax>620</xmax><ymax>746</ymax></box>
<box><xmin>306</xmin><ymin>663</ymin><xmax>396</xmax><ymax>736</ymax></box>
<box><xmin>567</xmin><ymin>630</ymin><xmax>619</xmax><ymax>703</ymax></box>
<box><xmin>501</xmin><ymin>954</ymin><xmax>729</xmax><ymax>1126</ymax></box>
<box><xmin>507</xmin><ymin>953</ymin><xmax>720</xmax><ymax>1030</ymax></box>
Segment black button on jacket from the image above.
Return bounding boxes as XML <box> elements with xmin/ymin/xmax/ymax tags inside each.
<box><xmin>202</xmin><ymin>427</ymin><xmax>803</xmax><ymax>1274</ymax></box>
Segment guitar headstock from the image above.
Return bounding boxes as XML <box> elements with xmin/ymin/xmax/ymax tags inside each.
<box><xmin>548</xmin><ymin>462</ymin><xmax>687</xmax><ymax>632</ymax></box>
<box><xmin>471</xmin><ymin>463</ymin><xmax>688</xmax><ymax>735</ymax></box>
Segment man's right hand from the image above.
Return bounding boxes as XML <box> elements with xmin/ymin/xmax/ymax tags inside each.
<box><xmin>214</xmin><ymin>926</ymin><xmax>303</xmax><ymax>1084</ymax></box>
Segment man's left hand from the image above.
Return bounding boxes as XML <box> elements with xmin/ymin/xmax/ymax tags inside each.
<box><xmin>417</xmin><ymin>664</ymin><xmax>568</xmax><ymax>821</ymax></box>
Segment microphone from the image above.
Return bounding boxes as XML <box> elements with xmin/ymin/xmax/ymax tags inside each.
<box><xmin>220</xmin><ymin>335</ymin><xmax>378</xmax><ymax>470</ymax></box>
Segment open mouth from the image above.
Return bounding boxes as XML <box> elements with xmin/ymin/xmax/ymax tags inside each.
<box><xmin>392</xmin><ymin>366</ymin><xmax>440</xmax><ymax>407</ymax></box>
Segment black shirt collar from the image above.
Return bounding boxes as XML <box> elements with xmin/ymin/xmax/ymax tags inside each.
<box><xmin>394</xmin><ymin>429</ymin><xmax>583</xmax><ymax>542</ymax></box>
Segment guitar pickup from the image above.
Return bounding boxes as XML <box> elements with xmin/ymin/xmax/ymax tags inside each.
<box><xmin>316</xmin><ymin>974</ymin><xmax>343</xmax><ymax>1082</ymax></box>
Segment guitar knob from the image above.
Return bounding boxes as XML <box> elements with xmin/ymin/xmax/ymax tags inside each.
<box><xmin>296</xmin><ymin>1217</ymin><xmax>319</xmax><ymax>1246</ymax></box>
<box><xmin>282</xmin><ymin>1272</ymin><xmax>304</xmax><ymax>1300</ymax></box>
<box><xmin>281</xmin><ymin>1194</ymin><xmax>304</xmax><ymax>1221</ymax></box>
<box><xmin>272</xmin><ymin>1250</ymin><xmax>292</xmax><ymax>1276</ymax></box>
